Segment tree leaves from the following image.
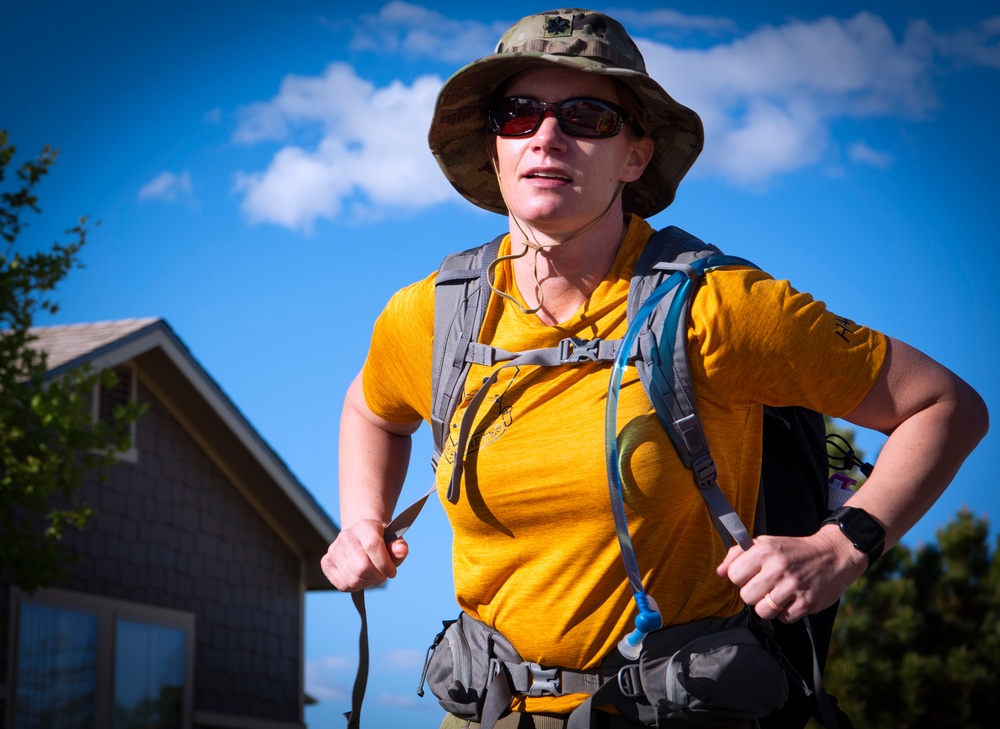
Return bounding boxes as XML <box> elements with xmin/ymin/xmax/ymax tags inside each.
<box><xmin>824</xmin><ymin>509</ymin><xmax>1000</xmax><ymax>728</ymax></box>
<box><xmin>0</xmin><ymin>130</ymin><xmax>143</xmax><ymax>594</ymax></box>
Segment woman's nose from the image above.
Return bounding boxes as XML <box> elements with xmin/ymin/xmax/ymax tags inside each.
<box><xmin>530</xmin><ymin>110</ymin><xmax>567</xmax><ymax>147</ymax></box>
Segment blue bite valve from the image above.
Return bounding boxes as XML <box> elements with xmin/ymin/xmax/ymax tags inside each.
<box><xmin>618</xmin><ymin>593</ymin><xmax>662</xmax><ymax>659</ymax></box>
<box><xmin>635</xmin><ymin>609</ymin><xmax>662</xmax><ymax>634</ymax></box>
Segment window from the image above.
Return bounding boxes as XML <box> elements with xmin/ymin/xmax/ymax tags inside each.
<box><xmin>92</xmin><ymin>363</ymin><xmax>139</xmax><ymax>463</ymax></box>
<box><xmin>8</xmin><ymin>590</ymin><xmax>194</xmax><ymax>729</ymax></box>
<box><xmin>13</xmin><ymin>603</ymin><xmax>98</xmax><ymax>729</ymax></box>
<box><xmin>113</xmin><ymin>620</ymin><xmax>186</xmax><ymax>728</ymax></box>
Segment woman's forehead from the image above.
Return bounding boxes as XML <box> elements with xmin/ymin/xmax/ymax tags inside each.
<box><xmin>501</xmin><ymin>67</ymin><xmax>620</xmax><ymax>101</ymax></box>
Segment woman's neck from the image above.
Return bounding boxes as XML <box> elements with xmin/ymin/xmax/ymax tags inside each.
<box><xmin>509</xmin><ymin>212</ymin><xmax>629</xmax><ymax>325</ymax></box>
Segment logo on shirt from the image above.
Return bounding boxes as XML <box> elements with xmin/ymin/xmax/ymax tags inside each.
<box><xmin>833</xmin><ymin>315</ymin><xmax>857</xmax><ymax>343</ymax></box>
<box><xmin>441</xmin><ymin>368</ymin><xmax>518</xmax><ymax>464</ymax></box>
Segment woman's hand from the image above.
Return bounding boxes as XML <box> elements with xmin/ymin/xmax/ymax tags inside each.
<box><xmin>716</xmin><ymin>528</ymin><xmax>867</xmax><ymax>622</ymax></box>
<box><xmin>321</xmin><ymin>518</ymin><xmax>409</xmax><ymax>592</ymax></box>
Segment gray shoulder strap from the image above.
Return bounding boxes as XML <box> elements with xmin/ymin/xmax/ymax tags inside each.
<box><xmin>431</xmin><ymin>235</ymin><xmax>504</xmax><ymax>470</ymax></box>
<box><xmin>628</xmin><ymin>225</ymin><xmax>721</xmax><ymax>467</ymax></box>
<box><xmin>628</xmin><ymin>226</ymin><xmax>754</xmax><ymax>550</ymax></box>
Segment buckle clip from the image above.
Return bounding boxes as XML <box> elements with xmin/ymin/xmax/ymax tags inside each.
<box><xmin>617</xmin><ymin>665</ymin><xmax>643</xmax><ymax>699</ymax></box>
<box><xmin>488</xmin><ymin>657</ymin><xmax>502</xmax><ymax>683</ymax></box>
<box><xmin>558</xmin><ymin>337</ymin><xmax>601</xmax><ymax>363</ymax></box>
<box><xmin>526</xmin><ymin>663</ymin><xmax>560</xmax><ymax>697</ymax></box>
<box><xmin>691</xmin><ymin>453</ymin><xmax>718</xmax><ymax>491</ymax></box>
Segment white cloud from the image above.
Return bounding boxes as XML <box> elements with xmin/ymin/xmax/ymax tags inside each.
<box><xmin>305</xmin><ymin>655</ymin><xmax>352</xmax><ymax>702</ymax></box>
<box><xmin>138</xmin><ymin>170</ymin><xmax>195</xmax><ymax>205</ymax></box>
<box><xmin>637</xmin><ymin>12</ymin><xmax>951</xmax><ymax>184</ymax></box>
<box><xmin>230</xmin><ymin>7</ymin><xmax>1000</xmax><ymax>231</ymax></box>
<box><xmin>709</xmin><ymin>101</ymin><xmax>827</xmax><ymax>185</ymax></box>
<box><xmin>907</xmin><ymin>15</ymin><xmax>1000</xmax><ymax>69</ymax></box>
<box><xmin>349</xmin><ymin>1</ymin><xmax>506</xmax><ymax>63</ymax></box>
<box><xmin>605</xmin><ymin>7</ymin><xmax>739</xmax><ymax>35</ymax></box>
<box><xmin>847</xmin><ymin>141</ymin><xmax>894</xmax><ymax>169</ymax></box>
<box><xmin>232</xmin><ymin>63</ymin><xmax>452</xmax><ymax>232</ymax></box>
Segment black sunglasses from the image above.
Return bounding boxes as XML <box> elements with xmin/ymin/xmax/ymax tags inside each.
<box><xmin>488</xmin><ymin>96</ymin><xmax>642</xmax><ymax>139</ymax></box>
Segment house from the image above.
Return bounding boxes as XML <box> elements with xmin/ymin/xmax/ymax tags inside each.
<box><xmin>1</xmin><ymin>318</ymin><xmax>340</xmax><ymax>729</ymax></box>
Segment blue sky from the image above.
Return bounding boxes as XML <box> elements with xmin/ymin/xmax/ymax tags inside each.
<box><xmin>4</xmin><ymin>2</ymin><xmax>999</xmax><ymax>727</ymax></box>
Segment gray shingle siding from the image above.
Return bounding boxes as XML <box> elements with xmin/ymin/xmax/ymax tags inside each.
<box><xmin>6</xmin><ymin>380</ymin><xmax>304</xmax><ymax>722</ymax></box>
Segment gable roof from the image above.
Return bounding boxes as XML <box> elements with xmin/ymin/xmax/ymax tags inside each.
<box><xmin>32</xmin><ymin>318</ymin><xmax>340</xmax><ymax>591</ymax></box>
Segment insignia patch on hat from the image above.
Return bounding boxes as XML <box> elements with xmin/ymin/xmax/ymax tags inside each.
<box><xmin>543</xmin><ymin>15</ymin><xmax>572</xmax><ymax>38</ymax></box>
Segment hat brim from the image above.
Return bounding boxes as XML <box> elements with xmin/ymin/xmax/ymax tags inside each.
<box><xmin>428</xmin><ymin>52</ymin><xmax>704</xmax><ymax>218</ymax></box>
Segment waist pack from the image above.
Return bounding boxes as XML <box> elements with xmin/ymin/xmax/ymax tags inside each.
<box><xmin>420</xmin><ymin>609</ymin><xmax>789</xmax><ymax>729</ymax></box>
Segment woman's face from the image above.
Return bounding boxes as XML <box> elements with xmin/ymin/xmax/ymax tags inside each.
<box><xmin>492</xmin><ymin>67</ymin><xmax>652</xmax><ymax>237</ymax></box>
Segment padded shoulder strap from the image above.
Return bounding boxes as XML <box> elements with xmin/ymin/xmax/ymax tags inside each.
<box><xmin>431</xmin><ymin>235</ymin><xmax>504</xmax><ymax>469</ymax></box>
<box><xmin>627</xmin><ymin>225</ymin><xmax>722</xmax><ymax>468</ymax></box>
<box><xmin>628</xmin><ymin>226</ymin><xmax>758</xmax><ymax>549</ymax></box>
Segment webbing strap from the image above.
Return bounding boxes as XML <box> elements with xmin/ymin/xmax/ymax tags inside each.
<box><xmin>480</xmin><ymin>666</ymin><xmax>513</xmax><ymax>729</ymax></box>
<box><xmin>565</xmin><ymin>678</ymin><xmax>634</xmax><ymax>729</ymax></box>
<box><xmin>345</xmin><ymin>486</ymin><xmax>436</xmax><ymax>728</ymax></box>
<box><xmin>479</xmin><ymin>658</ymin><xmax>636</xmax><ymax>729</ymax></box>
<box><xmin>345</xmin><ymin>591</ymin><xmax>368</xmax><ymax>729</ymax></box>
<box><xmin>701</xmin><ymin>483</ymin><xmax>754</xmax><ymax>551</ymax></box>
<box><xmin>804</xmin><ymin>616</ymin><xmax>843</xmax><ymax>729</ymax></box>
<box><xmin>446</xmin><ymin>338</ymin><xmax>621</xmax><ymax>504</ymax></box>
<box><xmin>465</xmin><ymin>338</ymin><xmax>622</xmax><ymax>368</ymax></box>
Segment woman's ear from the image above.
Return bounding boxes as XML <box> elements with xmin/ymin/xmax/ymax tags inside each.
<box><xmin>621</xmin><ymin>135</ymin><xmax>654</xmax><ymax>183</ymax></box>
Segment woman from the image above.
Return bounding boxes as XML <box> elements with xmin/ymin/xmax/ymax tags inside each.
<box><xmin>322</xmin><ymin>9</ymin><xmax>987</xmax><ymax>729</ymax></box>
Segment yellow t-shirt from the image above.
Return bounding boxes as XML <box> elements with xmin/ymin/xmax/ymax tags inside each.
<box><xmin>362</xmin><ymin>215</ymin><xmax>886</xmax><ymax>713</ymax></box>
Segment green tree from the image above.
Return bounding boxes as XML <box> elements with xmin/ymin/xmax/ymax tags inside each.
<box><xmin>824</xmin><ymin>508</ymin><xmax>1000</xmax><ymax>728</ymax></box>
<box><xmin>0</xmin><ymin>130</ymin><xmax>142</xmax><ymax>593</ymax></box>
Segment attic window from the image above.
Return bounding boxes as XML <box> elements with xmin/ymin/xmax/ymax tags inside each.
<box><xmin>93</xmin><ymin>363</ymin><xmax>138</xmax><ymax>462</ymax></box>
<box><xmin>99</xmin><ymin>365</ymin><xmax>133</xmax><ymax>425</ymax></box>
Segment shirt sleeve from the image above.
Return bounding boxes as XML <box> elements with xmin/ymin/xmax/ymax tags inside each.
<box><xmin>361</xmin><ymin>271</ymin><xmax>437</xmax><ymax>424</ymax></box>
<box><xmin>690</xmin><ymin>267</ymin><xmax>887</xmax><ymax>417</ymax></box>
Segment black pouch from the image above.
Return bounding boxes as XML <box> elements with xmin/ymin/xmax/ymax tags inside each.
<box><xmin>613</xmin><ymin>611</ymin><xmax>789</xmax><ymax>727</ymax></box>
<box><xmin>422</xmin><ymin>612</ymin><xmax>524</xmax><ymax>721</ymax></box>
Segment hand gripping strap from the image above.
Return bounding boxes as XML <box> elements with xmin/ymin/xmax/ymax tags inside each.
<box><xmin>345</xmin><ymin>487</ymin><xmax>435</xmax><ymax>728</ymax></box>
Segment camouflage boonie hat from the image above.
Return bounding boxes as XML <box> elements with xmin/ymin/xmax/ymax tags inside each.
<box><xmin>428</xmin><ymin>8</ymin><xmax>704</xmax><ymax>218</ymax></box>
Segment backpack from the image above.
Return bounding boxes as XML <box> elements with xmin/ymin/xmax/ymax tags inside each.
<box><xmin>346</xmin><ymin>226</ymin><xmax>855</xmax><ymax>729</ymax></box>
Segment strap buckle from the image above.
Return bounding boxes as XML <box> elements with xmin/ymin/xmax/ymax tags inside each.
<box><xmin>526</xmin><ymin>663</ymin><xmax>560</xmax><ymax>697</ymax></box>
<box><xmin>691</xmin><ymin>453</ymin><xmax>718</xmax><ymax>491</ymax></box>
<box><xmin>617</xmin><ymin>664</ymin><xmax>643</xmax><ymax>699</ymax></box>
<box><xmin>558</xmin><ymin>337</ymin><xmax>601</xmax><ymax>363</ymax></box>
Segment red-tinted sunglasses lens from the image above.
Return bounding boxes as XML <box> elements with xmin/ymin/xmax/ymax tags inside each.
<box><xmin>489</xmin><ymin>97</ymin><xmax>626</xmax><ymax>139</ymax></box>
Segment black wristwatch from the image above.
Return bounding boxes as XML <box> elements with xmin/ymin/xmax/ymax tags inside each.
<box><xmin>821</xmin><ymin>506</ymin><xmax>886</xmax><ymax>568</ymax></box>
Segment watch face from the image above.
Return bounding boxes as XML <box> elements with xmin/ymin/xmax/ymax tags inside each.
<box><xmin>841</xmin><ymin>508</ymin><xmax>885</xmax><ymax>553</ymax></box>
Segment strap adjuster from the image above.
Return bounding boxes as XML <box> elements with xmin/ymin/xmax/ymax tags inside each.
<box><xmin>558</xmin><ymin>337</ymin><xmax>601</xmax><ymax>363</ymax></box>
<box><xmin>617</xmin><ymin>664</ymin><xmax>643</xmax><ymax>699</ymax></box>
<box><xmin>526</xmin><ymin>663</ymin><xmax>560</xmax><ymax>697</ymax></box>
<box><xmin>691</xmin><ymin>453</ymin><xmax>718</xmax><ymax>491</ymax></box>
